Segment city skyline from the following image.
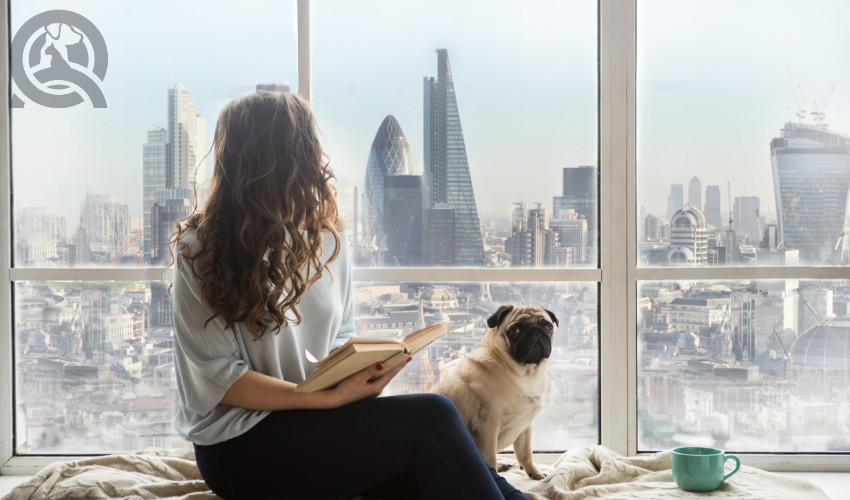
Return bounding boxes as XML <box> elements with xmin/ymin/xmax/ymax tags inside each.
<box><xmin>11</xmin><ymin>1</ymin><xmax>850</xmax><ymax>229</ymax></box>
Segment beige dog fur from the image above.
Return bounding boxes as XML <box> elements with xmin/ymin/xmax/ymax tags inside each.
<box><xmin>432</xmin><ymin>305</ymin><xmax>557</xmax><ymax>480</ymax></box>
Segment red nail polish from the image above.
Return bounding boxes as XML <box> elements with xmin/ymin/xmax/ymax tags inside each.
<box><xmin>375</xmin><ymin>363</ymin><xmax>384</xmax><ymax>371</ymax></box>
<box><xmin>407</xmin><ymin>357</ymin><xmax>413</xmax><ymax>363</ymax></box>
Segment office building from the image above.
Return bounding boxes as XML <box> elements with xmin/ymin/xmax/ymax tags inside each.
<box><xmin>771</xmin><ymin>122</ymin><xmax>850</xmax><ymax>264</ymax></box>
<box><xmin>667</xmin><ymin>203</ymin><xmax>708</xmax><ymax>265</ymax></box>
<box><xmin>554</xmin><ymin>165</ymin><xmax>597</xmax><ymax>260</ymax></box>
<box><xmin>383</xmin><ymin>175</ymin><xmax>423</xmax><ymax>266</ymax></box>
<box><xmin>150</xmin><ymin>198</ymin><xmax>192</xmax><ymax>265</ymax></box>
<box><xmin>688</xmin><ymin>176</ymin><xmax>702</xmax><ymax>212</ymax></box>
<box><xmin>423</xmin><ymin>49</ymin><xmax>485</xmax><ymax>266</ymax></box>
<box><xmin>15</xmin><ymin>207</ymin><xmax>67</xmax><ymax>266</ymax></box>
<box><xmin>81</xmin><ymin>194</ymin><xmax>130</xmax><ymax>263</ymax></box>
<box><xmin>143</xmin><ymin>128</ymin><xmax>168</xmax><ymax>261</ymax></box>
<box><xmin>667</xmin><ymin>184</ymin><xmax>683</xmax><ymax>222</ymax></box>
<box><xmin>733</xmin><ymin>196</ymin><xmax>761</xmax><ymax>238</ymax></box>
<box><xmin>361</xmin><ymin>115</ymin><xmax>413</xmax><ymax>264</ymax></box>
<box><xmin>167</xmin><ymin>84</ymin><xmax>206</xmax><ymax>191</ymax></box>
<box><xmin>704</xmin><ymin>185</ymin><xmax>721</xmax><ymax>228</ymax></box>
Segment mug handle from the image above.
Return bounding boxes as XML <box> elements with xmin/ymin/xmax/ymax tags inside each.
<box><xmin>723</xmin><ymin>455</ymin><xmax>741</xmax><ymax>481</ymax></box>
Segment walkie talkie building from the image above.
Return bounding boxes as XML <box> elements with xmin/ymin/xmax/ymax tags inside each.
<box><xmin>771</xmin><ymin>122</ymin><xmax>850</xmax><ymax>265</ymax></box>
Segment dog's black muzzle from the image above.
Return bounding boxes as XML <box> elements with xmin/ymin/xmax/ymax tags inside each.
<box><xmin>509</xmin><ymin>326</ymin><xmax>553</xmax><ymax>365</ymax></box>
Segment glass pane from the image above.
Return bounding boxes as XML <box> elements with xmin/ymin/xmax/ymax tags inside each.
<box><xmin>15</xmin><ymin>279</ymin><xmax>598</xmax><ymax>454</ymax></box>
<box><xmin>355</xmin><ymin>281</ymin><xmax>599</xmax><ymax>451</ymax></box>
<box><xmin>11</xmin><ymin>1</ymin><xmax>297</xmax><ymax>267</ymax></box>
<box><xmin>313</xmin><ymin>0</ymin><xmax>598</xmax><ymax>268</ymax></box>
<box><xmin>638</xmin><ymin>279</ymin><xmax>850</xmax><ymax>453</ymax></box>
<box><xmin>637</xmin><ymin>0</ymin><xmax>850</xmax><ymax>267</ymax></box>
<box><xmin>15</xmin><ymin>281</ymin><xmax>186</xmax><ymax>454</ymax></box>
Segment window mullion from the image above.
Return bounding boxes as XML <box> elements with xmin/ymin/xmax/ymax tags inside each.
<box><xmin>1</xmin><ymin>0</ymin><xmax>13</xmax><ymax>471</ymax></box>
<box><xmin>297</xmin><ymin>0</ymin><xmax>310</xmax><ymax>101</ymax></box>
<box><xmin>599</xmin><ymin>0</ymin><xmax>637</xmax><ymax>456</ymax></box>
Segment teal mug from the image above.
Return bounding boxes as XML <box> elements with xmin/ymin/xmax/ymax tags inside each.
<box><xmin>671</xmin><ymin>446</ymin><xmax>741</xmax><ymax>492</ymax></box>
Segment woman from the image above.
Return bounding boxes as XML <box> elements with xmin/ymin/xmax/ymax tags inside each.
<box><xmin>170</xmin><ymin>90</ymin><xmax>528</xmax><ymax>500</ymax></box>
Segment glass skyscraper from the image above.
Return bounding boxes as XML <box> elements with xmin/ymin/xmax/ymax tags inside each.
<box><xmin>771</xmin><ymin>122</ymin><xmax>850</xmax><ymax>264</ymax></box>
<box><xmin>167</xmin><ymin>84</ymin><xmax>206</xmax><ymax>191</ymax></box>
<box><xmin>143</xmin><ymin>128</ymin><xmax>167</xmax><ymax>261</ymax></box>
<box><xmin>423</xmin><ymin>49</ymin><xmax>485</xmax><ymax>266</ymax></box>
<box><xmin>361</xmin><ymin>115</ymin><xmax>412</xmax><ymax>265</ymax></box>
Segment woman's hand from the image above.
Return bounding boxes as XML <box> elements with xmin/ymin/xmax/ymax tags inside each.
<box><xmin>219</xmin><ymin>358</ymin><xmax>412</xmax><ymax>411</ymax></box>
<box><xmin>328</xmin><ymin>358</ymin><xmax>410</xmax><ymax>407</ymax></box>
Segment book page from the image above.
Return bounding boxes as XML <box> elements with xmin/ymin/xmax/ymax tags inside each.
<box><xmin>402</xmin><ymin>324</ymin><xmax>448</xmax><ymax>353</ymax></box>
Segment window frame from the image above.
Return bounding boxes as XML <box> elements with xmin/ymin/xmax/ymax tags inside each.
<box><xmin>2</xmin><ymin>0</ymin><xmax>849</xmax><ymax>474</ymax></box>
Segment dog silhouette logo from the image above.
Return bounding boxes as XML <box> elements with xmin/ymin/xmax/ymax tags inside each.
<box><xmin>12</xmin><ymin>10</ymin><xmax>108</xmax><ymax>108</ymax></box>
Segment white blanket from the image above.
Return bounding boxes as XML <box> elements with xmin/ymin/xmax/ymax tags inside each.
<box><xmin>2</xmin><ymin>450</ymin><xmax>219</xmax><ymax>500</ymax></box>
<box><xmin>501</xmin><ymin>446</ymin><xmax>830</xmax><ymax>499</ymax></box>
<box><xmin>2</xmin><ymin>446</ymin><xmax>829</xmax><ymax>499</ymax></box>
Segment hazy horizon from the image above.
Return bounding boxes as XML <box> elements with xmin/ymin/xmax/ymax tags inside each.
<box><xmin>10</xmin><ymin>0</ymin><xmax>850</xmax><ymax>233</ymax></box>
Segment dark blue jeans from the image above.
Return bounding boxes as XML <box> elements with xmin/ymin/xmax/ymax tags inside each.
<box><xmin>194</xmin><ymin>393</ymin><xmax>527</xmax><ymax>500</ymax></box>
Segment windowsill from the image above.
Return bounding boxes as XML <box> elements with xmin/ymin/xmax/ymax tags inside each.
<box><xmin>1</xmin><ymin>472</ymin><xmax>848</xmax><ymax>498</ymax></box>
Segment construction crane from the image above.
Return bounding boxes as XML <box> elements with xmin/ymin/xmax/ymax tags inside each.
<box><xmin>788</xmin><ymin>65</ymin><xmax>839</xmax><ymax>126</ymax></box>
<box><xmin>727</xmin><ymin>182</ymin><xmax>733</xmax><ymax>230</ymax></box>
<box><xmin>810</xmin><ymin>80</ymin><xmax>839</xmax><ymax>126</ymax></box>
<box><xmin>787</xmin><ymin>65</ymin><xmax>807</xmax><ymax>123</ymax></box>
<box><xmin>111</xmin><ymin>230</ymin><xmax>142</xmax><ymax>264</ymax></box>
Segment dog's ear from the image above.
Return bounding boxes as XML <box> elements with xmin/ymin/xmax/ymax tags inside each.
<box><xmin>487</xmin><ymin>305</ymin><xmax>514</xmax><ymax>328</ymax></box>
<box><xmin>543</xmin><ymin>307</ymin><xmax>559</xmax><ymax>326</ymax></box>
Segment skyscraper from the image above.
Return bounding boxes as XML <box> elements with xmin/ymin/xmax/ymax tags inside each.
<box><xmin>144</xmin><ymin>85</ymin><xmax>205</xmax><ymax>264</ymax></box>
<box><xmin>143</xmin><ymin>128</ymin><xmax>168</xmax><ymax>261</ymax></box>
<box><xmin>383</xmin><ymin>175</ymin><xmax>423</xmax><ymax>266</ymax></box>
<box><xmin>15</xmin><ymin>207</ymin><xmax>67</xmax><ymax>265</ymax></box>
<box><xmin>733</xmin><ymin>196</ymin><xmax>761</xmax><ymax>237</ymax></box>
<box><xmin>81</xmin><ymin>193</ymin><xmax>130</xmax><ymax>263</ymax></box>
<box><xmin>423</xmin><ymin>49</ymin><xmax>485</xmax><ymax>266</ymax></box>
<box><xmin>688</xmin><ymin>176</ymin><xmax>702</xmax><ymax>212</ymax></box>
<box><xmin>553</xmin><ymin>165</ymin><xmax>597</xmax><ymax>261</ymax></box>
<box><xmin>704</xmin><ymin>185</ymin><xmax>721</xmax><ymax>229</ymax></box>
<box><xmin>167</xmin><ymin>84</ymin><xmax>206</xmax><ymax>191</ymax></box>
<box><xmin>361</xmin><ymin>115</ymin><xmax>412</xmax><ymax>264</ymax></box>
<box><xmin>667</xmin><ymin>184</ymin><xmax>684</xmax><ymax>222</ymax></box>
<box><xmin>771</xmin><ymin>122</ymin><xmax>850</xmax><ymax>264</ymax></box>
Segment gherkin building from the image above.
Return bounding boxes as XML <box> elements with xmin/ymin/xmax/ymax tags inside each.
<box><xmin>362</xmin><ymin>115</ymin><xmax>412</xmax><ymax>259</ymax></box>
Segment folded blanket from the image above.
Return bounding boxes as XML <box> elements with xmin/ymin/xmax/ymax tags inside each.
<box><xmin>2</xmin><ymin>446</ymin><xmax>830</xmax><ymax>499</ymax></box>
<box><xmin>501</xmin><ymin>446</ymin><xmax>830</xmax><ymax>499</ymax></box>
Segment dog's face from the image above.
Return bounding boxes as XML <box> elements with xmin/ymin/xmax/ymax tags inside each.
<box><xmin>487</xmin><ymin>305</ymin><xmax>558</xmax><ymax>365</ymax></box>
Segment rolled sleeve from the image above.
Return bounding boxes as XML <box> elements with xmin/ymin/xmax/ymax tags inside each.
<box><xmin>173</xmin><ymin>253</ymin><xmax>249</xmax><ymax>417</ymax></box>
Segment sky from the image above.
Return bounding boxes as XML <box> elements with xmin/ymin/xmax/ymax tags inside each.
<box><xmin>637</xmin><ymin>0</ymin><xmax>850</xmax><ymax>219</ymax></box>
<box><xmin>9</xmin><ymin>0</ymin><xmax>850</xmax><ymax>230</ymax></box>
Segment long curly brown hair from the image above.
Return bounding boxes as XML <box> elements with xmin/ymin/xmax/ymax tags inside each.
<box><xmin>171</xmin><ymin>91</ymin><xmax>340</xmax><ymax>340</ymax></box>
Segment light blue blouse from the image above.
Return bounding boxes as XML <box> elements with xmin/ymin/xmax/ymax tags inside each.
<box><xmin>171</xmin><ymin>230</ymin><xmax>354</xmax><ymax>445</ymax></box>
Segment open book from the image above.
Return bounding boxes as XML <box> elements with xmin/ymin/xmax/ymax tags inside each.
<box><xmin>295</xmin><ymin>323</ymin><xmax>447</xmax><ymax>392</ymax></box>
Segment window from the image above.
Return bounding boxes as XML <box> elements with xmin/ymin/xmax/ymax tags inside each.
<box><xmin>636</xmin><ymin>0</ymin><xmax>850</xmax><ymax>462</ymax></box>
<box><xmin>5</xmin><ymin>0</ymin><xmax>298</xmax><ymax>458</ymax></box>
<box><xmin>312</xmin><ymin>0</ymin><xmax>599</xmax><ymax>452</ymax></box>
<box><xmin>3</xmin><ymin>0</ymin><xmax>848</xmax><ymax>474</ymax></box>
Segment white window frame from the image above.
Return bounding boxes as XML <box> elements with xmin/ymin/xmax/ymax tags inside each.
<box><xmin>2</xmin><ymin>0</ymin><xmax>848</xmax><ymax>475</ymax></box>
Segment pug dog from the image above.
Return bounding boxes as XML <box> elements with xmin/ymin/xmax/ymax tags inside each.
<box><xmin>432</xmin><ymin>304</ymin><xmax>557</xmax><ymax>480</ymax></box>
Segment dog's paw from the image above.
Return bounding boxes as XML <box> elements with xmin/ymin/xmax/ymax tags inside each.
<box><xmin>526</xmin><ymin>469</ymin><xmax>547</xmax><ymax>480</ymax></box>
<box><xmin>497</xmin><ymin>462</ymin><xmax>515</xmax><ymax>473</ymax></box>
<box><xmin>519</xmin><ymin>464</ymin><xmax>547</xmax><ymax>480</ymax></box>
